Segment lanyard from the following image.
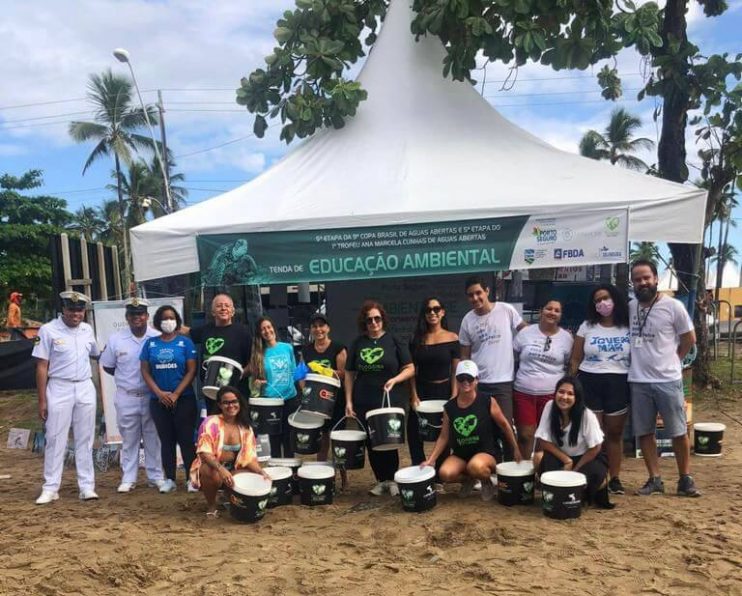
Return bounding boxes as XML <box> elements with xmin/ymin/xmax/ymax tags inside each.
<box><xmin>637</xmin><ymin>295</ymin><xmax>659</xmax><ymax>339</ymax></box>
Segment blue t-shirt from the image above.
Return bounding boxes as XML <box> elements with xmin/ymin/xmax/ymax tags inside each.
<box><xmin>139</xmin><ymin>335</ymin><xmax>197</xmax><ymax>398</ymax></box>
<box><xmin>263</xmin><ymin>342</ymin><xmax>297</xmax><ymax>400</ymax></box>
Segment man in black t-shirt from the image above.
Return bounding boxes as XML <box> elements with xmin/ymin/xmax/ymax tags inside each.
<box><xmin>190</xmin><ymin>294</ymin><xmax>252</xmax><ymax>413</ymax></box>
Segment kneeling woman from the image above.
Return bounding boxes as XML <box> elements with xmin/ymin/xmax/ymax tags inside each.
<box><xmin>423</xmin><ymin>361</ymin><xmax>521</xmax><ymax>501</ymax></box>
<box><xmin>533</xmin><ymin>376</ymin><xmax>614</xmax><ymax>509</ymax></box>
<box><xmin>189</xmin><ymin>386</ymin><xmax>270</xmax><ymax>517</ymax></box>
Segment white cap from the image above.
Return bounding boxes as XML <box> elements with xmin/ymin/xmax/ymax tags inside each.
<box><xmin>59</xmin><ymin>291</ymin><xmax>90</xmax><ymax>308</ymax></box>
<box><xmin>455</xmin><ymin>360</ymin><xmax>479</xmax><ymax>378</ymax></box>
<box><xmin>125</xmin><ymin>297</ymin><xmax>150</xmax><ymax>311</ymax></box>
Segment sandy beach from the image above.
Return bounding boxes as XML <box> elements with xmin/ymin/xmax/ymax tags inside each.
<box><xmin>1</xmin><ymin>389</ymin><xmax>740</xmax><ymax>596</ymax></box>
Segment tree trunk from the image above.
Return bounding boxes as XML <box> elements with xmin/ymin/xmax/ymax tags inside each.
<box><xmin>114</xmin><ymin>153</ymin><xmax>131</xmax><ymax>293</ymax></box>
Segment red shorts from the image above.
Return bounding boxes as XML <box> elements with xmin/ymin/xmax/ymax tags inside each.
<box><xmin>513</xmin><ymin>391</ymin><xmax>554</xmax><ymax>427</ymax></box>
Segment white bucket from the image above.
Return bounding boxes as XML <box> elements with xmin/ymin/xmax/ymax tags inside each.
<box><xmin>394</xmin><ymin>466</ymin><xmax>437</xmax><ymax>512</ymax></box>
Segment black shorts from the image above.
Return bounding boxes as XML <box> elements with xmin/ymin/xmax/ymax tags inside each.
<box><xmin>577</xmin><ymin>371</ymin><xmax>629</xmax><ymax>416</ymax></box>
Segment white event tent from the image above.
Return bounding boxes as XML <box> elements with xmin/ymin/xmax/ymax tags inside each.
<box><xmin>130</xmin><ymin>0</ymin><xmax>706</xmax><ymax>282</ymax></box>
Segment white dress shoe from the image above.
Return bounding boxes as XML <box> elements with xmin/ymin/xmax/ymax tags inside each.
<box><xmin>79</xmin><ymin>489</ymin><xmax>100</xmax><ymax>501</ymax></box>
<box><xmin>117</xmin><ymin>482</ymin><xmax>136</xmax><ymax>493</ymax></box>
<box><xmin>35</xmin><ymin>490</ymin><xmax>59</xmax><ymax>505</ymax></box>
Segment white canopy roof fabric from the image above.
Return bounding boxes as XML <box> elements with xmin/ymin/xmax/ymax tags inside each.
<box><xmin>130</xmin><ymin>0</ymin><xmax>706</xmax><ymax>282</ymax></box>
<box><xmin>660</xmin><ymin>262</ymin><xmax>741</xmax><ymax>291</ymax></box>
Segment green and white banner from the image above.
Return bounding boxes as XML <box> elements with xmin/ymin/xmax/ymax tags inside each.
<box><xmin>197</xmin><ymin>210</ymin><xmax>627</xmax><ymax>285</ymax></box>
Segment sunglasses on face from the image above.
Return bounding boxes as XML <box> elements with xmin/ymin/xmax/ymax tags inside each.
<box><xmin>366</xmin><ymin>316</ymin><xmax>382</xmax><ymax>324</ymax></box>
<box><xmin>456</xmin><ymin>374</ymin><xmax>476</xmax><ymax>383</ymax></box>
<box><xmin>425</xmin><ymin>306</ymin><xmax>443</xmax><ymax>315</ymax></box>
<box><xmin>220</xmin><ymin>400</ymin><xmax>239</xmax><ymax>406</ymax></box>
<box><xmin>543</xmin><ymin>336</ymin><xmax>552</xmax><ymax>352</ymax></box>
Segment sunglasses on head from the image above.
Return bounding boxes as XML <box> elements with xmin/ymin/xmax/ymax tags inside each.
<box><xmin>425</xmin><ymin>306</ymin><xmax>443</xmax><ymax>315</ymax></box>
<box><xmin>220</xmin><ymin>399</ymin><xmax>239</xmax><ymax>406</ymax></box>
<box><xmin>366</xmin><ymin>316</ymin><xmax>382</xmax><ymax>324</ymax></box>
<box><xmin>456</xmin><ymin>374</ymin><xmax>476</xmax><ymax>383</ymax></box>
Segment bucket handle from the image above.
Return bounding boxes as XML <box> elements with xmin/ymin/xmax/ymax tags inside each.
<box><xmin>381</xmin><ymin>388</ymin><xmax>392</xmax><ymax>409</ymax></box>
<box><xmin>414</xmin><ymin>407</ymin><xmax>443</xmax><ymax>429</ymax></box>
<box><xmin>330</xmin><ymin>415</ymin><xmax>367</xmax><ymax>436</ymax></box>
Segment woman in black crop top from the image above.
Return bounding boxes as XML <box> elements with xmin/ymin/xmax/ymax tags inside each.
<box><xmin>408</xmin><ymin>297</ymin><xmax>460</xmax><ymax>469</ymax></box>
<box><xmin>424</xmin><ymin>360</ymin><xmax>521</xmax><ymax>501</ymax></box>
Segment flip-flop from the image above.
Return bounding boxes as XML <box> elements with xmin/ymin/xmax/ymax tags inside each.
<box><xmin>205</xmin><ymin>510</ymin><xmax>220</xmax><ymax>519</ymax></box>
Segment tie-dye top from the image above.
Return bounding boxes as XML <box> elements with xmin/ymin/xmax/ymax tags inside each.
<box><xmin>189</xmin><ymin>415</ymin><xmax>257</xmax><ymax>486</ymax></box>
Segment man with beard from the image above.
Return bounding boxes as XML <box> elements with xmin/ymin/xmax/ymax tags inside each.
<box><xmin>628</xmin><ymin>260</ymin><xmax>700</xmax><ymax>497</ymax></box>
<box><xmin>190</xmin><ymin>294</ymin><xmax>252</xmax><ymax>414</ymax></box>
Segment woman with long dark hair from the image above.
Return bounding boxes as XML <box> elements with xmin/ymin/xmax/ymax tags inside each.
<box><xmin>408</xmin><ymin>297</ymin><xmax>459</xmax><ymax>475</ymax></box>
<box><xmin>189</xmin><ymin>386</ymin><xmax>269</xmax><ymax>517</ymax></box>
<box><xmin>345</xmin><ymin>300</ymin><xmax>415</xmax><ymax>496</ymax></box>
<box><xmin>569</xmin><ymin>284</ymin><xmax>631</xmax><ymax>495</ymax></box>
<box><xmin>533</xmin><ymin>376</ymin><xmax>614</xmax><ymax>509</ymax></box>
<box><xmin>249</xmin><ymin>316</ymin><xmax>298</xmax><ymax>458</ymax></box>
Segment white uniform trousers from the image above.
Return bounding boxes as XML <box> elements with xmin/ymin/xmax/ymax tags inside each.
<box><xmin>43</xmin><ymin>378</ymin><xmax>97</xmax><ymax>492</ymax></box>
<box><xmin>114</xmin><ymin>389</ymin><xmax>163</xmax><ymax>484</ymax></box>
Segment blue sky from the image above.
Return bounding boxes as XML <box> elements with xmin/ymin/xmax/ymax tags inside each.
<box><xmin>1</xmin><ymin>0</ymin><xmax>740</xmax><ymax>266</ymax></box>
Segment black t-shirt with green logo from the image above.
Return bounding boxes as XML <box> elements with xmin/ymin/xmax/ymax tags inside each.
<box><xmin>346</xmin><ymin>333</ymin><xmax>412</xmax><ymax>409</ymax></box>
<box><xmin>302</xmin><ymin>341</ymin><xmax>346</xmax><ymax>372</ymax></box>
<box><xmin>191</xmin><ymin>322</ymin><xmax>252</xmax><ymax>384</ymax></box>
<box><xmin>444</xmin><ymin>391</ymin><xmax>500</xmax><ymax>461</ymax></box>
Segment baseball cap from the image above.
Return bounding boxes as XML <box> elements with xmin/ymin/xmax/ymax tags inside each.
<box><xmin>309</xmin><ymin>312</ymin><xmax>329</xmax><ymax>326</ymax></box>
<box><xmin>455</xmin><ymin>360</ymin><xmax>479</xmax><ymax>378</ymax></box>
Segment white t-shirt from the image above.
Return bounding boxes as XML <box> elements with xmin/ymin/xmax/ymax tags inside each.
<box><xmin>628</xmin><ymin>296</ymin><xmax>694</xmax><ymax>382</ymax></box>
<box><xmin>535</xmin><ymin>400</ymin><xmax>604</xmax><ymax>457</ymax></box>
<box><xmin>513</xmin><ymin>326</ymin><xmax>573</xmax><ymax>395</ymax></box>
<box><xmin>459</xmin><ymin>302</ymin><xmax>524</xmax><ymax>383</ymax></box>
<box><xmin>576</xmin><ymin>321</ymin><xmax>630</xmax><ymax>374</ymax></box>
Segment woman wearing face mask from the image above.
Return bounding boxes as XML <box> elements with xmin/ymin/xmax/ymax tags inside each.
<box><xmin>140</xmin><ymin>305</ymin><xmax>198</xmax><ymax>493</ymax></box>
<box><xmin>533</xmin><ymin>376</ymin><xmax>614</xmax><ymax>509</ymax></box>
<box><xmin>250</xmin><ymin>316</ymin><xmax>298</xmax><ymax>458</ymax></box>
<box><xmin>512</xmin><ymin>299</ymin><xmax>573</xmax><ymax>458</ymax></box>
<box><xmin>569</xmin><ymin>284</ymin><xmax>630</xmax><ymax>496</ymax></box>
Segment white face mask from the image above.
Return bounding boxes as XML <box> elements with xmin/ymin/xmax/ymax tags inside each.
<box><xmin>160</xmin><ymin>320</ymin><xmax>177</xmax><ymax>334</ymax></box>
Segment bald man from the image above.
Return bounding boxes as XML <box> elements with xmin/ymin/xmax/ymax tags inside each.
<box><xmin>190</xmin><ymin>294</ymin><xmax>252</xmax><ymax>413</ymax></box>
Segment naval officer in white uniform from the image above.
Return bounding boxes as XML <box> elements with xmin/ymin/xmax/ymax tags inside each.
<box><xmin>100</xmin><ymin>298</ymin><xmax>165</xmax><ymax>493</ymax></box>
<box><xmin>33</xmin><ymin>291</ymin><xmax>100</xmax><ymax>504</ymax></box>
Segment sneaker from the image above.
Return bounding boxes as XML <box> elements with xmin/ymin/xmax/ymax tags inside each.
<box><xmin>677</xmin><ymin>475</ymin><xmax>702</xmax><ymax>498</ymax></box>
<box><xmin>459</xmin><ymin>478</ymin><xmax>476</xmax><ymax>498</ymax></box>
<box><xmin>369</xmin><ymin>481</ymin><xmax>387</xmax><ymax>496</ymax></box>
<box><xmin>117</xmin><ymin>482</ymin><xmax>136</xmax><ymax>493</ymax></box>
<box><xmin>79</xmin><ymin>489</ymin><xmax>99</xmax><ymax>501</ymax></box>
<box><xmin>159</xmin><ymin>479</ymin><xmax>177</xmax><ymax>494</ymax></box>
<box><xmin>147</xmin><ymin>479</ymin><xmax>166</xmax><ymax>489</ymax></box>
<box><xmin>434</xmin><ymin>482</ymin><xmax>445</xmax><ymax>493</ymax></box>
<box><xmin>636</xmin><ymin>476</ymin><xmax>665</xmax><ymax>496</ymax></box>
<box><xmin>186</xmin><ymin>480</ymin><xmax>199</xmax><ymax>494</ymax></box>
<box><xmin>473</xmin><ymin>480</ymin><xmax>482</xmax><ymax>491</ymax></box>
<box><xmin>481</xmin><ymin>477</ymin><xmax>496</xmax><ymax>502</ymax></box>
<box><xmin>388</xmin><ymin>482</ymin><xmax>400</xmax><ymax>497</ymax></box>
<box><xmin>608</xmin><ymin>477</ymin><xmax>625</xmax><ymax>495</ymax></box>
<box><xmin>35</xmin><ymin>490</ymin><xmax>59</xmax><ymax>505</ymax></box>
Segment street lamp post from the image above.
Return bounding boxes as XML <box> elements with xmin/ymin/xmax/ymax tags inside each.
<box><xmin>112</xmin><ymin>48</ymin><xmax>173</xmax><ymax>213</ymax></box>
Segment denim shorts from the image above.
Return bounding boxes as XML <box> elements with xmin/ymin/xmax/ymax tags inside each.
<box><xmin>630</xmin><ymin>380</ymin><xmax>687</xmax><ymax>438</ymax></box>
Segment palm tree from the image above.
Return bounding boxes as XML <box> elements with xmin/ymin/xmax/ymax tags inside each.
<box><xmin>144</xmin><ymin>157</ymin><xmax>189</xmax><ymax>216</ymax></box>
<box><xmin>68</xmin><ymin>69</ymin><xmax>159</xmax><ymax>287</ymax></box>
<box><xmin>69</xmin><ymin>205</ymin><xmax>105</xmax><ymax>241</ymax></box>
<box><xmin>106</xmin><ymin>160</ymin><xmax>159</xmax><ymax>228</ymax></box>
<box><xmin>97</xmin><ymin>199</ymin><xmax>124</xmax><ymax>246</ymax></box>
<box><xmin>629</xmin><ymin>242</ymin><xmax>659</xmax><ymax>264</ymax></box>
<box><xmin>579</xmin><ymin>108</ymin><xmax>655</xmax><ymax>171</ymax></box>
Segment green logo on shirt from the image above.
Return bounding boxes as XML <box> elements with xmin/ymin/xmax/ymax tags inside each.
<box><xmin>453</xmin><ymin>414</ymin><xmax>478</xmax><ymax>437</ymax></box>
<box><xmin>205</xmin><ymin>337</ymin><xmax>225</xmax><ymax>355</ymax></box>
<box><xmin>360</xmin><ymin>347</ymin><xmax>384</xmax><ymax>364</ymax></box>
